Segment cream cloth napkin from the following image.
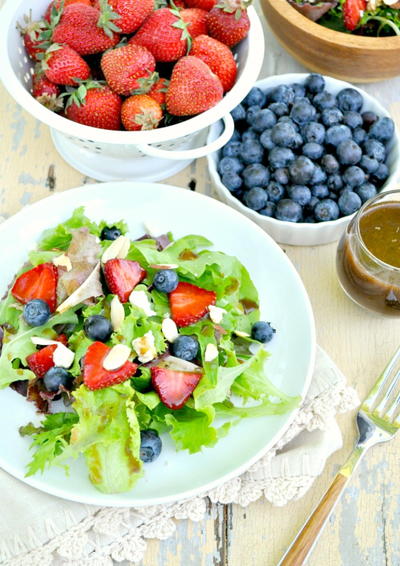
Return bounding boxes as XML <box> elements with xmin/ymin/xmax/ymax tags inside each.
<box><xmin>0</xmin><ymin>346</ymin><xmax>358</xmax><ymax>566</ymax></box>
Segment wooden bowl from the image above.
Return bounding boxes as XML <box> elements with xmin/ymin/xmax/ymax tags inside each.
<box><xmin>260</xmin><ymin>0</ymin><xmax>400</xmax><ymax>83</ymax></box>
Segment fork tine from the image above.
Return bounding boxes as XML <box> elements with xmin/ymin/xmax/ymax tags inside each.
<box><xmin>374</xmin><ymin>369</ymin><xmax>400</xmax><ymax>416</ymax></box>
<box><xmin>385</xmin><ymin>387</ymin><xmax>400</xmax><ymax>422</ymax></box>
<box><xmin>363</xmin><ymin>345</ymin><xmax>400</xmax><ymax>411</ymax></box>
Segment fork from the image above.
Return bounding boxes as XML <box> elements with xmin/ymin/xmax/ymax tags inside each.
<box><xmin>278</xmin><ymin>346</ymin><xmax>400</xmax><ymax>566</ymax></box>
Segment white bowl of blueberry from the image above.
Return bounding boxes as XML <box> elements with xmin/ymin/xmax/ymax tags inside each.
<box><xmin>207</xmin><ymin>73</ymin><xmax>400</xmax><ymax>246</ymax></box>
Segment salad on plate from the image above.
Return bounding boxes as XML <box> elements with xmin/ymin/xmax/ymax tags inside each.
<box><xmin>0</xmin><ymin>207</ymin><xmax>298</xmax><ymax>494</ymax></box>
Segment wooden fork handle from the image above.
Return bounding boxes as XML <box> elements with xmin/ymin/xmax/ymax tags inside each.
<box><xmin>278</xmin><ymin>472</ymin><xmax>348</xmax><ymax>566</ymax></box>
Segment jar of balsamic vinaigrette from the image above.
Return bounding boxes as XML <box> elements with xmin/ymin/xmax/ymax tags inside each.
<box><xmin>336</xmin><ymin>189</ymin><xmax>400</xmax><ymax>316</ymax></box>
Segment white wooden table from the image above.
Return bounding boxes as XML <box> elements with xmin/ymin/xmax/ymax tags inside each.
<box><xmin>1</xmin><ymin>3</ymin><xmax>400</xmax><ymax>564</ymax></box>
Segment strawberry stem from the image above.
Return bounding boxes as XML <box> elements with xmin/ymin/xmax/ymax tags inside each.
<box><xmin>98</xmin><ymin>0</ymin><xmax>121</xmax><ymax>37</ymax></box>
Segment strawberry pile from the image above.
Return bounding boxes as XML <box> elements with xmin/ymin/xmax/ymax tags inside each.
<box><xmin>20</xmin><ymin>0</ymin><xmax>251</xmax><ymax>131</ymax></box>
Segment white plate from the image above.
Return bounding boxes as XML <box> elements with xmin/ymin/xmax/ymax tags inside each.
<box><xmin>0</xmin><ymin>182</ymin><xmax>315</xmax><ymax>507</ymax></box>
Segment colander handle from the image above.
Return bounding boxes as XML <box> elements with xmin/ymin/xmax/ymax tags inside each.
<box><xmin>136</xmin><ymin>114</ymin><xmax>235</xmax><ymax>160</ymax></box>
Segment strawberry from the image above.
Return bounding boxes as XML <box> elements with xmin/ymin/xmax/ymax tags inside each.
<box><xmin>206</xmin><ymin>2</ymin><xmax>250</xmax><ymax>47</ymax></box>
<box><xmin>190</xmin><ymin>34</ymin><xmax>236</xmax><ymax>92</ymax></box>
<box><xmin>133</xmin><ymin>72</ymin><xmax>169</xmax><ymax>107</ymax></box>
<box><xmin>151</xmin><ymin>366</ymin><xmax>202</xmax><ymax>409</ymax></box>
<box><xmin>44</xmin><ymin>0</ymin><xmax>94</xmax><ymax>22</ymax></box>
<box><xmin>42</xmin><ymin>43</ymin><xmax>90</xmax><ymax>85</ymax></box>
<box><xmin>17</xmin><ymin>15</ymin><xmax>51</xmax><ymax>62</ymax></box>
<box><xmin>27</xmin><ymin>344</ymin><xmax>58</xmax><ymax>378</ymax></box>
<box><xmin>56</xmin><ymin>334</ymin><xmax>69</xmax><ymax>345</ymax></box>
<box><xmin>52</xmin><ymin>4</ymin><xmax>120</xmax><ymax>56</ymax></box>
<box><xmin>104</xmin><ymin>259</ymin><xmax>147</xmax><ymax>303</ymax></box>
<box><xmin>181</xmin><ymin>8</ymin><xmax>207</xmax><ymax>37</ymax></box>
<box><xmin>65</xmin><ymin>81</ymin><xmax>122</xmax><ymax>129</ymax></box>
<box><xmin>166</xmin><ymin>55</ymin><xmax>223</xmax><ymax>116</ymax></box>
<box><xmin>32</xmin><ymin>68</ymin><xmax>64</xmax><ymax>111</ymax></box>
<box><xmin>169</xmin><ymin>281</ymin><xmax>216</xmax><ymax>327</ymax></box>
<box><xmin>101</xmin><ymin>44</ymin><xmax>156</xmax><ymax>96</ymax></box>
<box><xmin>129</xmin><ymin>7</ymin><xmax>191</xmax><ymax>63</ymax></box>
<box><xmin>11</xmin><ymin>263</ymin><xmax>58</xmax><ymax>312</ymax></box>
<box><xmin>83</xmin><ymin>341</ymin><xmax>138</xmax><ymax>390</ymax></box>
<box><xmin>185</xmin><ymin>0</ymin><xmax>216</xmax><ymax>10</ymax></box>
<box><xmin>343</xmin><ymin>0</ymin><xmax>366</xmax><ymax>31</ymax></box>
<box><xmin>121</xmin><ymin>94</ymin><xmax>163</xmax><ymax>131</ymax></box>
<box><xmin>94</xmin><ymin>0</ymin><xmax>154</xmax><ymax>33</ymax></box>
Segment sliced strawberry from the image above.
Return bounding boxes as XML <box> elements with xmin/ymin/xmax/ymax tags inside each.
<box><xmin>11</xmin><ymin>263</ymin><xmax>58</xmax><ymax>312</ymax></box>
<box><xmin>169</xmin><ymin>282</ymin><xmax>216</xmax><ymax>327</ymax></box>
<box><xmin>103</xmin><ymin>259</ymin><xmax>146</xmax><ymax>303</ymax></box>
<box><xmin>343</xmin><ymin>0</ymin><xmax>366</xmax><ymax>31</ymax></box>
<box><xmin>56</xmin><ymin>334</ymin><xmax>68</xmax><ymax>346</ymax></box>
<box><xmin>83</xmin><ymin>341</ymin><xmax>138</xmax><ymax>390</ymax></box>
<box><xmin>151</xmin><ymin>366</ymin><xmax>202</xmax><ymax>409</ymax></box>
<box><xmin>27</xmin><ymin>345</ymin><xmax>58</xmax><ymax>379</ymax></box>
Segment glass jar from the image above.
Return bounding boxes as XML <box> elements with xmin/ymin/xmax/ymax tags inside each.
<box><xmin>336</xmin><ymin>189</ymin><xmax>400</xmax><ymax>316</ymax></box>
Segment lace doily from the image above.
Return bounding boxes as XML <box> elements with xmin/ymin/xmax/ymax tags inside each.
<box><xmin>0</xmin><ymin>347</ymin><xmax>359</xmax><ymax>566</ymax></box>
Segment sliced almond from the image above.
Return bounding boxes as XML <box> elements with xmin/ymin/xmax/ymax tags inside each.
<box><xmin>103</xmin><ymin>344</ymin><xmax>131</xmax><ymax>371</ymax></box>
<box><xmin>53</xmin><ymin>343</ymin><xmax>75</xmax><ymax>368</ymax></box>
<box><xmin>53</xmin><ymin>253</ymin><xmax>72</xmax><ymax>272</ymax></box>
<box><xmin>56</xmin><ymin>262</ymin><xmax>102</xmax><ymax>313</ymax></box>
<box><xmin>234</xmin><ymin>330</ymin><xmax>250</xmax><ymax>338</ymax></box>
<box><xmin>101</xmin><ymin>235</ymin><xmax>131</xmax><ymax>263</ymax></box>
<box><xmin>161</xmin><ymin>355</ymin><xmax>201</xmax><ymax>372</ymax></box>
<box><xmin>132</xmin><ymin>331</ymin><xmax>157</xmax><ymax>364</ymax></box>
<box><xmin>161</xmin><ymin>317</ymin><xmax>178</xmax><ymax>343</ymax></box>
<box><xmin>31</xmin><ymin>337</ymin><xmax>58</xmax><ymax>346</ymax></box>
<box><xmin>204</xmin><ymin>343</ymin><xmax>218</xmax><ymax>363</ymax></box>
<box><xmin>110</xmin><ymin>295</ymin><xmax>125</xmax><ymax>331</ymax></box>
<box><xmin>129</xmin><ymin>290</ymin><xmax>156</xmax><ymax>316</ymax></box>
<box><xmin>208</xmin><ymin>305</ymin><xmax>226</xmax><ymax>324</ymax></box>
<box><xmin>150</xmin><ymin>263</ymin><xmax>179</xmax><ymax>270</ymax></box>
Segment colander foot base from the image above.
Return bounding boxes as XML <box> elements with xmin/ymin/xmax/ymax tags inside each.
<box><xmin>50</xmin><ymin>129</ymin><xmax>194</xmax><ymax>182</ymax></box>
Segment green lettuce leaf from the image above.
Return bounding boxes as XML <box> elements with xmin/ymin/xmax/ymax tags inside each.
<box><xmin>180</xmin><ymin>320</ymin><xmax>218</xmax><ymax>387</ymax></box>
<box><xmin>28</xmin><ymin>250</ymin><xmax>60</xmax><ymax>267</ymax></box>
<box><xmin>0</xmin><ymin>292</ymin><xmax>23</xmax><ymax>330</ymax></box>
<box><xmin>67</xmin><ymin>329</ymin><xmax>93</xmax><ymax>377</ymax></box>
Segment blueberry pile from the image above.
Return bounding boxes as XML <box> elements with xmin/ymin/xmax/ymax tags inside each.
<box><xmin>218</xmin><ymin>74</ymin><xmax>395</xmax><ymax>223</ymax></box>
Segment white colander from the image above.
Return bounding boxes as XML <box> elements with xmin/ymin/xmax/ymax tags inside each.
<box><xmin>0</xmin><ymin>0</ymin><xmax>265</xmax><ymax>181</ymax></box>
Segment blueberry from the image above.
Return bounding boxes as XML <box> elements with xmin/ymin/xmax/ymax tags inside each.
<box><xmin>314</xmin><ymin>199</ymin><xmax>340</xmax><ymax>221</ymax></box>
<box><xmin>268</xmin><ymin>147</ymin><xmax>295</xmax><ymax>169</ymax></box>
<box><xmin>302</xmin><ymin>122</ymin><xmax>325</xmax><ymax>144</ymax></box>
<box><xmin>302</xmin><ymin>142</ymin><xmax>324</xmax><ymax>160</ymax></box>
<box><xmin>313</xmin><ymin>90</ymin><xmax>336</xmax><ymax>111</ymax></box>
<box><xmin>268</xmin><ymin>102</ymin><xmax>288</xmax><ymax>117</ymax></box>
<box><xmin>244</xmin><ymin>187</ymin><xmax>268</xmax><ymax>210</ymax></box>
<box><xmin>336</xmin><ymin>88</ymin><xmax>363</xmax><ymax>112</ymax></box>
<box><xmin>242</xmin><ymin>163</ymin><xmax>270</xmax><ymax>188</ymax></box>
<box><xmin>275</xmin><ymin>199</ymin><xmax>302</xmax><ymax>222</ymax></box>
<box><xmin>140</xmin><ymin>429</ymin><xmax>162</xmax><ymax>463</ymax></box>
<box><xmin>303</xmin><ymin>73</ymin><xmax>323</xmax><ymax>94</ymax></box>
<box><xmin>328</xmin><ymin>191</ymin><xmax>338</xmax><ymax>201</ymax></box>
<box><xmin>273</xmin><ymin>168</ymin><xmax>289</xmax><ymax>185</ymax></box>
<box><xmin>342</xmin><ymin>166</ymin><xmax>366</xmax><ymax>187</ymax></box>
<box><xmin>23</xmin><ymin>299</ymin><xmax>50</xmax><ymax>327</ymax></box>
<box><xmin>84</xmin><ymin>315</ymin><xmax>113</xmax><ymax>342</ymax></box>
<box><xmin>327</xmin><ymin>174</ymin><xmax>343</xmax><ymax>191</ymax></box>
<box><xmin>242</xmin><ymin>128</ymin><xmax>257</xmax><ymax>141</ymax></box>
<box><xmin>363</xmin><ymin>138</ymin><xmax>386</xmax><ymax>162</ymax></box>
<box><xmin>338</xmin><ymin>190</ymin><xmax>362</xmax><ymax>216</ymax></box>
<box><xmin>230</xmin><ymin>103</ymin><xmax>246</xmax><ymax>121</ymax></box>
<box><xmin>304</xmin><ymin>215</ymin><xmax>316</xmax><ymax>223</ymax></box>
<box><xmin>43</xmin><ymin>367</ymin><xmax>73</xmax><ymax>393</ymax></box>
<box><xmin>287</xmin><ymin>185</ymin><xmax>312</xmax><ymax>206</ymax></box>
<box><xmin>171</xmin><ymin>335</ymin><xmax>199</xmax><ymax>361</ymax></box>
<box><xmin>247</xmin><ymin>108</ymin><xmax>277</xmax><ymax>132</ymax></box>
<box><xmin>292</xmin><ymin>133</ymin><xmax>304</xmax><ymax>149</ymax></box>
<box><xmin>265</xmin><ymin>181</ymin><xmax>285</xmax><ymax>203</ymax></box>
<box><xmin>290</xmin><ymin>100</ymin><xmax>317</xmax><ymax>125</ymax></box>
<box><xmin>100</xmin><ymin>226</ymin><xmax>121</xmax><ymax>241</ymax></box>
<box><xmin>321</xmin><ymin>154</ymin><xmax>340</xmax><ymax>174</ymax></box>
<box><xmin>306</xmin><ymin>195</ymin><xmax>320</xmax><ymax>211</ymax></box>
<box><xmin>352</xmin><ymin>128</ymin><xmax>367</xmax><ymax>145</ymax></box>
<box><xmin>310</xmin><ymin>165</ymin><xmax>327</xmax><ymax>185</ymax></box>
<box><xmin>355</xmin><ymin>183</ymin><xmax>377</xmax><ymax>203</ymax></box>
<box><xmin>246</xmin><ymin>104</ymin><xmax>261</xmax><ymax>125</ymax></box>
<box><xmin>230</xmin><ymin>129</ymin><xmax>241</xmax><ymax>142</ymax></box>
<box><xmin>360</xmin><ymin>155</ymin><xmax>379</xmax><ymax>174</ymax></box>
<box><xmin>271</xmin><ymin>122</ymin><xmax>298</xmax><ymax>148</ymax></box>
<box><xmin>337</xmin><ymin>139</ymin><xmax>362</xmax><ymax>165</ymax></box>
<box><xmin>251</xmin><ymin>321</ymin><xmax>275</xmax><ymax>343</ymax></box>
<box><xmin>325</xmin><ymin>125</ymin><xmax>352</xmax><ymax>147</ymax></box>
<box><xmin>321</xmin><ymin>107</ymin><xmax>343</xmax><ymax>127</ymax></box>
<box><xmin>270</xmin><ymin>85</ymin><xmax>295</xmax><ymax>105</ymax></box>
<box><xmin>289</xmin><ymin>156</ymin><xmax>315</xmax><ymax>184</ymax></box>
<box><xmin>362</xmin><ymin>111</ymin><xmax>378</xmax><ymax>131</ymax></box>
<box><xmin>153</xmin><ymin>269</ymin><xmax>179</xmax><ymax>293</ymax></box>
<box><xmin>222</xmin><ymin>171</ymin><xmax>243</xmax><ymax>192</ymax></box>
<box><xmin>259</xmin><ymin>202</ymin><xmax>276</xmax><ymax>217</ymax></box>
<box><xmin>343</xmin><ymin>111</ymin><xmax>363</xmax><ymax>129</ymax></box>
<box><xmin>278</xmin><ymin>116</ymin><xmax>299</xmax><ymax>131</ymax></box>
<box><xmin>312</xmin><ymin>184</ymin><xmax>329</xmax><ymax>199</ymax></box>
<box><xmin>371</xmin><ymin>163</ymin><xmax>389</xmax><ymax>185</ymax></box>
<box><xmin>291</xmin><ymin>83</ymin><xmax>306</xmax><ymax>98</ymax></box>
<box><xmin>368</xmin><ymin>117</ymin><xmax>394</xmax><ymax>142</ymax></box>
<box><xmin>218</xmin><ymin>156</ymin><xmax>243</xmax><ymax>175</ymax></box>
<box><xmin>243</xmin><ymin>87</ymin><xmax>266</xmax><ymax>108</ymax></box>
<box><xmin>259</xmin><ymin>129</ymin><xmax>275</xmax><ymax>151</ymax></box>
<box><xmin>222</xmin><ymin>141</ymin><xmax>242</xmax><ymax>158</ymax></box>
<box><xmin>241</xmin><ymin>139</ymin><xmax>264</xmax><ymax>164</ymax></box>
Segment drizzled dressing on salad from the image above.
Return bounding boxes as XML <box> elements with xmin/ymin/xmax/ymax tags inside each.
<box><xmin>0</xmin><ymin>208</ymin><xmax>298</xmax><ymax>494</ymax></box>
